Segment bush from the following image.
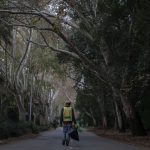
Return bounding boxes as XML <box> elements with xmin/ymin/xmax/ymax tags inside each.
<box><xmin>38</xmin><ymin>125</ymin><xmax>50</xmax><ymax>131</ymax></box>
<box><xmin>0</xmin><ymin>120</ymin><xmax>28</xmax><ymax>139</ymax></box>
<box><xmin>0</xmin><ymin>120</ymin><xmax>51</xmax><ymax>139</ymax></box>
<box><xmin>28</xmin><ymin>122</ymin><xmax>39</xmax><ymax>134</ymax></box>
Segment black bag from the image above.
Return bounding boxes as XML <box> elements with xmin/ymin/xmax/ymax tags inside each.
<box><xmin>68</xmin><ymin>128</ymin><xmax>79</xmax><ymax>141</ymax></box>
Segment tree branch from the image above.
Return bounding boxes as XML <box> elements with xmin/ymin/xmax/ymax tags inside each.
<box><xmin>0</xmin><ymin>9</ymin><xmax>55</xmax><ymax>18</ymax></box>
<box><xmin>15</xmin><ymin>29</ymin><xmax>33</xmax><ymax>85</ymax></box>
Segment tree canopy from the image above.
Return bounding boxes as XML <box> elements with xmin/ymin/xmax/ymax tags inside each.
<box><xmin>0</xmin><ymin>0</ymin><xmax>150</xmax><ymax>137</ymax></box>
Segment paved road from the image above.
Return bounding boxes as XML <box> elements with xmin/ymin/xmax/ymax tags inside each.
<box><xmin>0</xmin><ymin>128</ymin><xmax>149</xmax><ymax>150</ymax></box>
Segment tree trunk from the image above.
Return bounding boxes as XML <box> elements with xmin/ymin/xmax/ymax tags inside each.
<box><xmin>18</xmin><ymin>109</ymin><xmax>26</xmax><ymax>121</ymax></box>
<box><xmin>97</xmin><ymin>95</ymin><xmax>108</xmax><ymax>128</ymax></box>
<box><xmin>84</xmin><ymin>108</ymin><xmax>97</xmax><ymax>126</ymax></box>
<box><xmin>89</xmin><ymin>108</ymin><xmax>97</xmax><ymax>127</ymax></box>
<box><xmin>120</xmin><ymin>93</ymin><xmax>147</xmax><ymax>136</ymax></box>
<box><xmin>102</xmin><ymin>115</ymin><xmax>108</xmax><ymax>128</ymax></box>
<box><xmin>110</xmin><ymin>79</ymin><xmax>147</xmax><ymax>136</ymax></box>
<box><xmin>29</xmin><ymin>75</ymin><xmax>33</xmax><ymax>121</ymax></box>
<box><xmin>110</xmin><ymin>84</ymin><xmax>126</xmax><ymax>132</ymax></box>
<box><xmin>16</xmin><ymin>95</ymin><xmax>26</xmax><ymax>121</ymax></box>
<box><xmin>114</xmin><ymin>101</ymin><xmax>126</xmax><ymax>132</ymax></box>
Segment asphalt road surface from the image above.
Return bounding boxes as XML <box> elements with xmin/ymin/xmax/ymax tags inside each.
<box><xmin>0</xmin><ymin>128</ymin><xmax>149</xmax><ymax>150</ymax></box>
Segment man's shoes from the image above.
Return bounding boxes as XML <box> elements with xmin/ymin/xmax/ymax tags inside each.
<box><xmin>62</xmin><ymin>140</ymin><xmax>69</xmax><ymax>146</ymax></box>
<box><xmin>62</xmin><ymin>140</ymin><xmax>65</xmax><ymax>145</ymax></box>
<box><xmin>66</xmin><ymin>141</ymin><xmax>69</xmax><ymax>146</ymax></box>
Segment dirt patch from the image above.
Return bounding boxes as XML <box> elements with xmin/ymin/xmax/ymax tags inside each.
<box><xmin>88</xmin><ymin>128</ymin><xmax>150</xmax><ymax>149</ymax></box>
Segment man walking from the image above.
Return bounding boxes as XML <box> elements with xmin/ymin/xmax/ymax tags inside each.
<box><xmin>60</xmin><ymin>101</ymin><xmax>76</xmax><ymax>146</ymax></box>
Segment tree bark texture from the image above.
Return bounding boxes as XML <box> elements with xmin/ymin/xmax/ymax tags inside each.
<box><xmin>120</xmin><ymin>93</ymin><xmax>147</xmax><ymax>136</ymax></box>
<box><xmin>100</xmin><ymin>38</ymin><xmax>147</xmax><ymax>136</ymax></box>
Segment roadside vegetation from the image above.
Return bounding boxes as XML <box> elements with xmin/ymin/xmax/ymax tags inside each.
<box><xmin>0</xmin><ymin>0</ymin><xmax>150</xmax><ymax>141</ymax></box>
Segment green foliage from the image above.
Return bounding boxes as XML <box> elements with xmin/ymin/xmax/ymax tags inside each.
<box><xmin>0</xmin><ymin>0</ymin><xmax>150</xmax><ymax>135</ymax></box>
<box><xmin>0</xmin><ymin>120</ymin><xmax>51</xmax><ymax>139</ymax></box>
<box><xmin>0</xmin><ymin>121</ymin><xmax>29</xmax><ymax>139</ymax></box>
<box><xmin>0</xmin><ymin>0</ymin><xmax>12</xmax><ymax>45</ymax></box>
<box><xmin>139</xmin><ymin>88</ymin><xmax>150</xmax><ymax>130</ymax></box>
<box><xmin>75</xmin><ymin>90</ymin><xmax>100</xmax><ymax>126</ymax></box>
<box><xmin>57</xmin><ymin>0</ymin><xmax>150</xmax><ymax>131</ymax></box>
<box><xmin>0</xmin><ymin>23</ymin><xmax>12</xmax><ymax>45</ymax></box>
<box><xmin>0</xmin><ymin>89</ymin><xmax>18</xmax><ymax>121</ymax></box>
<box><xmin>28</xmin><ymin>122</ymin><xmax>39</xmax><ymax>134</ymax></box>
<box><xmin>30</xmin><ymin>47</ymin><xmax>64</xmax><ymax>76</ymax></box>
